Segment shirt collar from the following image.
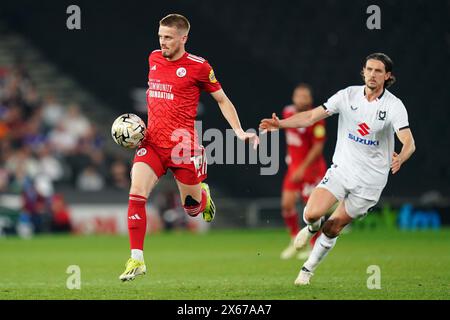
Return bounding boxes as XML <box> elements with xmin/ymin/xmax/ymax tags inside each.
<box><xmin>364</xmin><ymin>86</ymin><xmax>385</xmax><ymax>101</ymax></box>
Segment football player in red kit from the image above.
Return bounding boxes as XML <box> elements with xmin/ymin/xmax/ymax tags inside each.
<box><xmin>280</xmin><ymin>84</ymin><xmax>327</xmax><ymax>260</ymax></box>
<box><xmin>120</xmin><ymin>14</ymin><xmax>259</xmax><ymax>281</ymax></box>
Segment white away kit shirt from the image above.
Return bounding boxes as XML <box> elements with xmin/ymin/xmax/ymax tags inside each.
<box><xmin>323</xmin><ymin>85</ymin><xmax>409</xmax><ymax>189</ymax></box>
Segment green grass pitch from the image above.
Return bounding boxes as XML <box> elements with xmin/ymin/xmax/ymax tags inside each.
<box><xmin>0</xmin><ymin>228</ymin><xmax>449</xmax><ymax>299</ymax></box>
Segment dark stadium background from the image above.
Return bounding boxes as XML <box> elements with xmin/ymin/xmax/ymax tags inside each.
<box><xmin>0</xmin><ymin>0</ymin><xmax>449</xmax><ymax>231</ymax></box>
<box><xmin>1</xmin><ymin>0</ymin><xmax>450</xmax><ymax>302</ymax></box>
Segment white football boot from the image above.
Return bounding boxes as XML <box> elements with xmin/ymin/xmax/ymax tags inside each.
<box><xmin>294</xmin><ymin>267</ymin><xmax>314</xmax><ymax>286</ymax></box>
<box><xmin>294</xmin><ymin>217</ymin><xmax>324</xmax><ymax>250</ymax></box>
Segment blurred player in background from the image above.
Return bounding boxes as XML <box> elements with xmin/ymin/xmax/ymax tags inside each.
<box><xmin>260</xmin><ymin>53</ymin><xmax>415</xmax><ymax>285</ymax></box>
<box><xmin>280</xmin><ymin>84</ymin><xmax>327</xmax><ymax>260</ymax></box>
<box><xmin>120</xmin><ymin>14</ymin><xmax>259</xmax><ymax>281</ymax></box>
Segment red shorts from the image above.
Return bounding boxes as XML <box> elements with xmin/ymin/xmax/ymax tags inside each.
<box><xmin>133</xmin><ymin>142</ymin><xmax>207</xmax><ymax>185</ymax></box>
<box><xmin>282</xmin><ymin>170</ymin><xmax>325</xmax><ymax>203</ymax></box>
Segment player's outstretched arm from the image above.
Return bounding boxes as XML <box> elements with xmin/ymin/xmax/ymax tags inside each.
<box><xmin>391</xmin><ymin>128</ymin><xmax>416</xmax><ymax>174</ymax></box>
<box><xmin>259</xmin><ymin>106</ymin><xmax>328</xmax><ymax>132</ymax></box>
<box><xmin>211</xmin><ymin>89</ymin><xmax>259</xmax><ymax>150</ymax></box>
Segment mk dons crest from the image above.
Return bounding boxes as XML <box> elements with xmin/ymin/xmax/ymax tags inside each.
<box><xmin>378</xmin><ymin>110</ymin><xmax>386</xmax><ymax>121</ymax></box>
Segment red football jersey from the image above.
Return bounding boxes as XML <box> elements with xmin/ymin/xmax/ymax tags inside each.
<box><xmin>146</xmin><ymin>50</ymin><xmax>222</xmax><ymax>150</ymax></box>
<box><xmin>282</xmin><ymin>105</ymin><xmax>327</xmax><ymax>179</ymax></box>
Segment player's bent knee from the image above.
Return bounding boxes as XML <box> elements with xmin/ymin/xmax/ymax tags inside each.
<box><xmin>303</xmin><ymin>206</ymin><xmax>323</xmax><ymax>223</ymax></box>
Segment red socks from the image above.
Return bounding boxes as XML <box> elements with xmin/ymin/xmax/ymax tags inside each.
<box><xmin>183</xmin><ymin>189</ymin><xmax>207</xmax><ymax>217</ymax></box>
<box><xmin>128</xmin><ymin>194</ymin><xmax>147</xmax><ymax>250</ymax></box>
<box><xmin>282</xmin><ymin>209</ymin><xmax>300</xmax><ymax>238</ymax></box>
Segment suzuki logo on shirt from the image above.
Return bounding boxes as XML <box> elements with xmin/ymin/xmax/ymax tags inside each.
<box><xmin>357</xmin><ymin>123</ymin><xmax>370</xmax><ymax>136</ymax></box>
<box><xmin>350</xmin><ymin>122</ymin><xmax>379</xmax><ymax>146</ymax></box>
<box><xmin>348</xmin><ymin>133</ymin><xmax>379</xmax><ymax>146</ymax></box>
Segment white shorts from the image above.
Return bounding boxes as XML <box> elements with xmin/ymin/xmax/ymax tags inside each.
<box><xmin>316</xmin><ymin>164</ymin><xmax>383</xmax><ymax>219</ymax></box>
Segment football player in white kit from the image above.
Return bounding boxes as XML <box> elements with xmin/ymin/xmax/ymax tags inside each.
<box><xmin>259</xmin><ymin>53</ymin><xmax>416</xmax><ymax>285</ymax></box>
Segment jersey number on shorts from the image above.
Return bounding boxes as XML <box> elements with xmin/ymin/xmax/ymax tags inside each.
<box><xmin>190</xmin><ymin>146</ymin><xmax>207</xmax><ymax>177</ymax></box>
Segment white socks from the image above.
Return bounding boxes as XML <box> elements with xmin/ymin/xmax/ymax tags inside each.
<box><xmin>307</xmin><ymin>218</ymin><xmax>322</xmax><ymax>232</ymax></box>
<box><xmin>131</xmin><ymin>249</ymin><xmax>144</xmax><ymax>262</ymax></box>
<box><xmin>303</xmin><ymin>233</ymin><xmax>337</xmax><ymax>272</ymax></box>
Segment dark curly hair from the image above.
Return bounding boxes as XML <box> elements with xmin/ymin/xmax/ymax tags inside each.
<box><xmin>361</xmin><ymin>53</ymin><xmax>396</xmax><ymax>88</ymax></box>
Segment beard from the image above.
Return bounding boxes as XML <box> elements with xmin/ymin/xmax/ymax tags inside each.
<box><xmin>161</xmin><ymin>49</ymin><xmax>171</xmax><ymax>58</ymax></box>
<box><xmin>161</xmin><ymin>46</ymin><xmax>181</xmax><ymax>59</ymax></box>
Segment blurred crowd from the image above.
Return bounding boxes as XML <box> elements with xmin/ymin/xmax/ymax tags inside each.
<box><xmin>0</xmin><ymin>63</ymin><xmax>131</xmax><ymax>233</ymax></box>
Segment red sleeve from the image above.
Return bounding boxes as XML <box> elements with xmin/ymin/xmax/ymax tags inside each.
<box><xmin>148</xmin><ymin>50</ymin><xmax>157</xmax><ymax>65</ymax></box>
<box><xmin>148</xmin><ymin>49</ymin><xmax>160</xmax><ymax>68</ymax></box>
<box><xmin>148</xmin><ymin>51</ymin><xmax>155</xmax><ymax>79</ymax></box>
<box><xmin>311</xmin><ymin>119</ymin><xmax>326</xmax><ymax>143</ymax></box>
<box><xmin>282</xmin><ymin>106</ymin><xmax>293</xmax><ymax>119</ymax></box>
<box><xmin>198</xmin><ymin>61</ymin><xmax>222</xmax><ymax>93</ymax></box>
